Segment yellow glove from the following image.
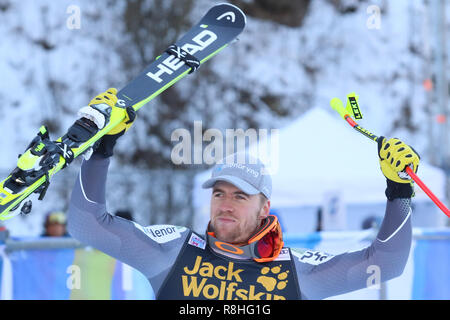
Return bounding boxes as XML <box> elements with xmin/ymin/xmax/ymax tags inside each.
<box><xmin>88</xmin><ymin>88</ymin><xmax>137</xmax><ymax>158</ymax></box>
<box><xmin>88</xmin><ymin>88</ymin><xmax>136</xmax><ymax>135</ymax></box>
<box><xmin>89</xmin><ymin>87</ymin><xmax>118</xmax><ymax>106</ymax></box>
<box><xmin>377</xmin><ymin>137</ymin><xmax>420</xmax><ymax>183</ymax></box>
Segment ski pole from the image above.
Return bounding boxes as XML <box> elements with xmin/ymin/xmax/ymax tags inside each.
<box><xmin>330</xmin><ymin>95</ymin><xmax>450</xmax><ymax>218</ymax></box>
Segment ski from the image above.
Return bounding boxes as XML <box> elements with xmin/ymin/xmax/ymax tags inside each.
<box><xmin>0</xmin><ymin>3</ymin><xmax>246</xmax><ymax>220</ymax></box>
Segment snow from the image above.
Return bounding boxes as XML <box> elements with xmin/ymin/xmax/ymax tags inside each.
<box><xmin>0</xmin><ymin>0</ymin><xmax>448</xmax><ymax>237</ymax></box>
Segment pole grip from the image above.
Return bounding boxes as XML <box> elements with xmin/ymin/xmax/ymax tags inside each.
<box><xmin>331</xmin><ymin>96</ymin><xmax>450</xmax><ymax>218</ymax></box>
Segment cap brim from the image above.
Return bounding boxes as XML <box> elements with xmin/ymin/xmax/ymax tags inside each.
<box><xmin>202</xmin><ymin>175</ymin><xmax>260</xmax><ymax>195</ymax></box>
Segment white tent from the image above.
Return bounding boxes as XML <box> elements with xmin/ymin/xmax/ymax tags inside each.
<box><xmin>192</xmin><ymin>107</ymin><xmax>447</xmax><ymax>232</ymax></box>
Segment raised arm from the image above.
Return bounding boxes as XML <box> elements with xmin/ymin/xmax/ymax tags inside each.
<box><xmin>67</xmin><ymin>154</ymin><xmax>188</xmax><ymax>281</ymax></box>
<box><xmin>66</xmin><ymin>89</ymin><xmax>187</xmax><ymax>284</ymax></box>
<box><xmin>293</xmin><ymin>197</ymin><xmax>411</xmax><ymax>300</ymax></box>
<box><xmin>293</xmin><ymin>137</ymin><xmax>419</xmax><ymax>300</ymax></box>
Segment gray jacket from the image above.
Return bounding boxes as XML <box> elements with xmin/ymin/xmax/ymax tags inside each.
<box><xmin>67</xmin><ymin>155</ymin><xmax>412</xmax><ymax>300</ymax></box>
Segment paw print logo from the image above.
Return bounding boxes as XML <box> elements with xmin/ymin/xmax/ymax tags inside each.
<box><xmin>256</xmin><ymin>265</ymin><xmax>289</xmax><ymax>291</ymax></box>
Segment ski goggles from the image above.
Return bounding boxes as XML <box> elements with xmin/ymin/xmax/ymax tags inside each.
<box><xmin>207</xmin><ymin>214</ymin><xmax>284</xmax><ymax>263</ymax></box>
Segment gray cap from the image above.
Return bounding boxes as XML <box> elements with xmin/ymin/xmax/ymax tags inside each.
<box><xmin>202</xmin><ymin>153</ymin><xmax>272</xmax><ymax>199</ymax></box>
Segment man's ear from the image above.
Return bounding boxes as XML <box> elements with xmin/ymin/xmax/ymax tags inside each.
<box><xmin>259</xmin><ymin>199</ymin><xmax>270</xmax><ymax>219</ymax></box>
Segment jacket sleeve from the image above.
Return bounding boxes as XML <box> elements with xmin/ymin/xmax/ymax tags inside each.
<box><xmin>293</xmin><ymin>198</ymin><xmax>412</xmax><ymax>300</ymax></box>
<box><xmin>67</xmin><ymin>154</ymin><xmax>187</xmax><ymax>282</ymax></box>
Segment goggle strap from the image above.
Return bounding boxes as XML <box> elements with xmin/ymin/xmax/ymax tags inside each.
<box><xmin>248</xmin><ymin>215</ymin><xmax>278</xmax><ymax>243</ymax></box>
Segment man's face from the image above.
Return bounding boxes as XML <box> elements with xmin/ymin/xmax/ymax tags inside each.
<box><xmin>46</xmin><ymin>223</ymin><xmax>66</xmax><ymax>237</ymax></box>
<box><xmin>209</xmin><ymin>181</ymin><xmax>270</xmax><ymax>245</ymax></box>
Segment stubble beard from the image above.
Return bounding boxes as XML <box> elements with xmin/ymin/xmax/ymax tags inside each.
<box><xmin>211</xmin><ymin>209</ymin><xmax>262</xmax><ymax>245</ymax></box>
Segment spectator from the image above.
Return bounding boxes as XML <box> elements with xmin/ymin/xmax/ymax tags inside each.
<box><xmin>42</xmin><ymin>211</ymin><xmax>69</xmax><ymax>237</ymax></box>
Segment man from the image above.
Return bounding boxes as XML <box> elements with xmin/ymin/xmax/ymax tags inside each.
<box><xmin>42</xmin><ymin>211</ymin><xmax>69</xmax><ymax>237</ymax></box>
<box><xmin>68</xmin><ymin>89</ymin><xmax>418</xmax><ymax>300</ymax></box>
